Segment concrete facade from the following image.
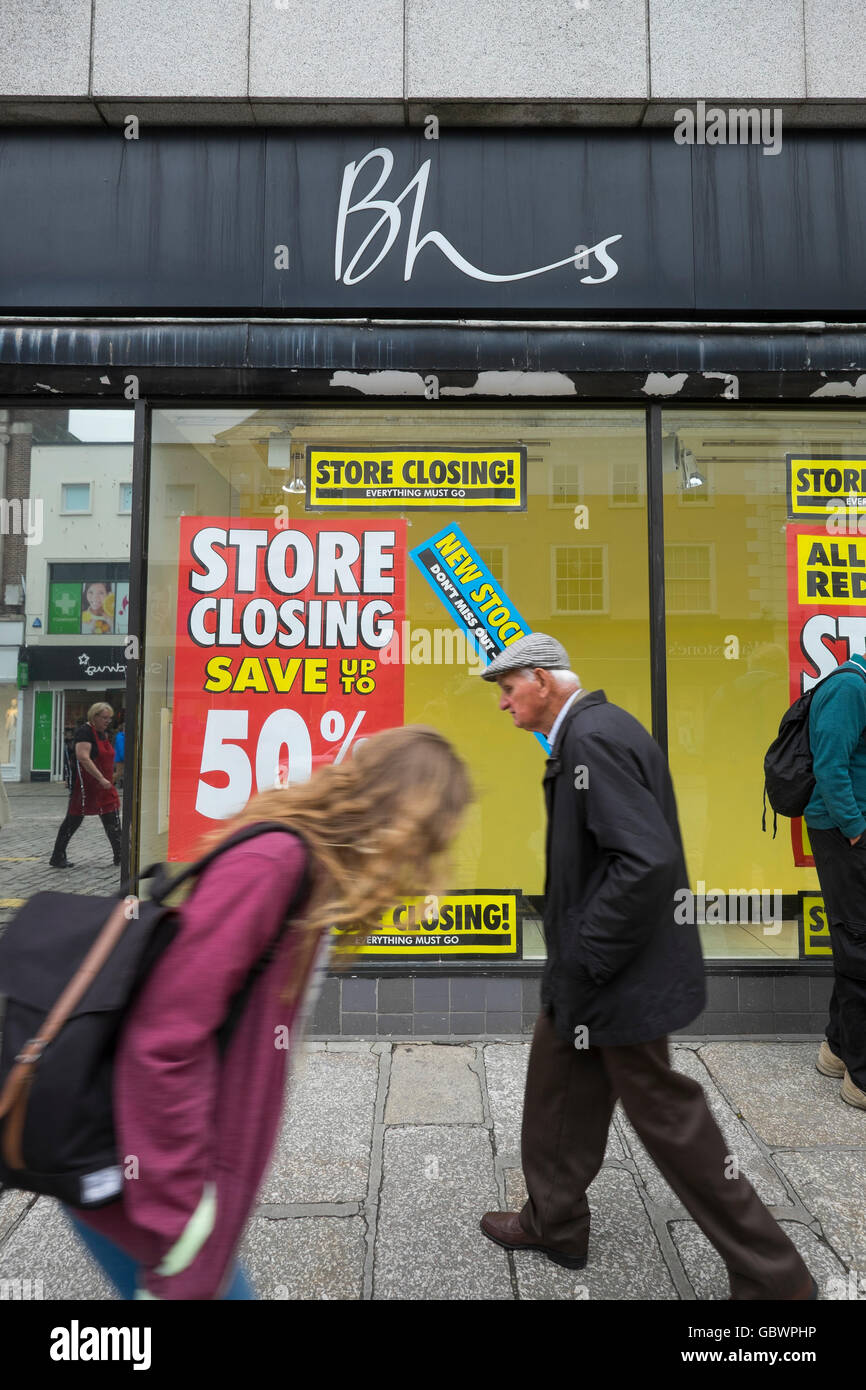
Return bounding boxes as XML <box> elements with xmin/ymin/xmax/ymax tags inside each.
<box><xmin>0</xmin><ymin>0</ymin><xmax>864</xmax><ymax>126</ymax></box>
<box><xmin>25</xmin><ymin>444</ymin><xmax>132</xmax><ymax>639</ymax></box>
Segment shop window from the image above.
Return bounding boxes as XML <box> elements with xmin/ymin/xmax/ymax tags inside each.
<box><xmin>118</xmin><ymin>482</ymin><xmax>133</xmax><ymax>513</ymax></box>
<box><xmin>47</xmin><ymin>562</ymin><xmax>130</xmax><ymax>635</ymax></box>
<box><xmin>61</xmin><ymin>482</ymin><xmax>91</xmax><ymax>514</ymax></box>
<box><xmin>165</xmin><ymin>483</ymin><xmax>196</xmax><ymax>516</ymax></box>
<box><xmin>664</xmin><ymin>544</ymin><xmax>715</xmax><ymax>614</ymax></box>
<box><xmin>552</xmin><ymin>545</ymin><xmax>608</xmax><ymax>614</ymax></box>
<box><xmin>0</xmin><ymin>685</ymin><xmax>19</xmax><ymax>766</ymax></box>
<box><xmin>0</xmin><ymin>406</ymin><xmax>134</xmax><ymax>911</ymax></box>
<box><xmin>662</xmin><ymin>407</ymin><xmax>866</xmax><ymax>964</ymax></box>
<box><xmin>142</xmin><ymin>406</ymin><xmax>650</xmax><ymax>970</ymax></box>
<box><xmin>609</xmin><ymin>458</ymin><xmax>643</xmax><ymax>507</ymax></box>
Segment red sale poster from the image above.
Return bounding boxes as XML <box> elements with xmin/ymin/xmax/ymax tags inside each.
<box><xmin>168</xmin><ymin>517</ymin><xmax>406</xmax><ymax>860</ymax></box>
<box><xmin>786</xmin><ymin>521</ymin><xmax>866</xmax><ymax>867</ymax></box>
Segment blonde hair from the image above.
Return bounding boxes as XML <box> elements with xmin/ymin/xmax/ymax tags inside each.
<box><xmin>87</xmin><ymin>701</ymin><xmax>113</xmax><ymax>721</ymax></box>
<box><xmin>200</xmin><ymin>725</ymin><xmax>473</xmax><ymax>951</ymax></box>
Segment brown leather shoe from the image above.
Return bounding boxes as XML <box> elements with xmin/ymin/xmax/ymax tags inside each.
<box><xmin>480</xmin><ymin>1211</ymin><xmax>587</xmax><ymax>1270</ymax></box>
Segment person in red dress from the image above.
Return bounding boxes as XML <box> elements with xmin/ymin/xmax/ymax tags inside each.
<box><xmin>50</xmin><ymin>701</ymin><xmax>122</xmax><ymax>869</ymax></box>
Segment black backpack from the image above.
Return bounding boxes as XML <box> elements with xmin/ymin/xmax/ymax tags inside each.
<box><xmin>0</xmin><ymin>821</ymin><xmax>310</xmax><ymax>1207</ymax></box>
<box><xmin>763</xmin><ymin>662</ymin><xmax>866</xmax><ymax>832</ymax></box>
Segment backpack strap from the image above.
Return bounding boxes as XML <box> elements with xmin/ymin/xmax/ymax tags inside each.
<box><xmin>761</xmin><ymin>783</ymin><xmax>778</xmax><ymax>838</ymax></box>
<box><xmin>129</xmin><ymin>821</ymin><xmax>306</xmax><ymax>904</ymax></box>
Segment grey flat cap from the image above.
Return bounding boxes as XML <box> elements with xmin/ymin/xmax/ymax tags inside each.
<box><xmin>480</xmin><ymin>632</ymin><xmax>572</xmax><ymax>681</ymax></box>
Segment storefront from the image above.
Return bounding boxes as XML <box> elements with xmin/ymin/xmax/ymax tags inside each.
<box><xmin>3</xmin><ymin>123</ymin><xmax>865</xmax><ymax>1033</ymax></box>
<box><xmin>23</xmin><ymin>645</ymin><xmax>127</xmax><ymax>781</ymax></box>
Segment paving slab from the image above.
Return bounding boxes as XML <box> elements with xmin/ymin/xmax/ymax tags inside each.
<box><xmin>514</xmin><ymin>1168</ymin><xmax>677</xmax><ymax>1301</ymax></box>
<box><xmin>0</xmin><ymin>1198</ymin><xmax>113</xmax><ymax>1300</ymax></box>
<box><xmin>0</xmin><ymin>1188</ymin><xmax>35</xmax><ymax>1244</ymax></box>
<box><xmin>504</xmin><ymin>1167</ymin><xmax>529</xmax><ymax>1212</ymax></box>
<box><xmin>374</xmin><ymin>1126</ymin><xmax>512</xmax><ymax>1301</ymax></box>
<box><xmin>385</xmin><ymin>1043</ymin><xmax>482</xmax><ymax>1125</ymax></box>
<box><xmin>670</xmin><ymin>1219</ymin><xmax>845</xmax><ymax>1301</ymax></box>
<box><xmin>484</xmin><ymin>1041</ymin><xmax>624</xmax><ymax>1163</ymax></box>
<box><xmin>775</xmin><ymin>1151</ymin><xmax>866</xmax><ymax>1270</ymax></box>
<box><xmin>697</xmin><ymin>1042</ymin><xmax>866</xmax><ymax>1146</ymax></box>
<box><xmin>259</xmin><ymin>1048</ymin><xmax>378</xmax><ymax>1204</ymax></box>
<box><xmin>0</xmin><ymin>783</ymin><xmax>123</xmax><ymax>920</ymax></box>
<box><xmin>240</xmin><ymin>1215</ymin><xmax>365</xmax><ymax>1301</ymax></box>
<box><xmin>618</xmin><ymin>1047</ymin><xmax>787</xmax><ymax>1207</ymax></box>
<box><xmin>483</xmin><ymin>1042</ymin><xmax>530</xmax><ymax>1159</ymax></box>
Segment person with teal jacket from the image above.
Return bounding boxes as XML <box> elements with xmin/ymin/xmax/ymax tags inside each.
<box><xmin>804</xmin><ymin>652</ymin><xmax>866</xmax><ymax>1110</ymax></box>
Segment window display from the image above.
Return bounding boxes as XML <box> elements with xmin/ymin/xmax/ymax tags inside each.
<box><xmin>142</xmin><ymin>407</ymin><xmax>650</xmax><ymax>962</ymax></box>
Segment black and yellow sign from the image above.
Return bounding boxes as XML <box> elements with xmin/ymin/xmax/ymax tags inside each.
<box><xmin>787</xmin><ymin>454</ymin><xmax>866</xmax><ymax>519</ymax></box>
<box><xmin>795</xmin><ymin>533</ymin><xmax>866</xmax><ymax>604</ymax></box>
<box><xmin>798</xmin><ymin>892</ymin><xmax>833</xmax><ymax>959</ymax></box>
<box><xmin>347</xmin><ymin>891</ymin><xmax>520</xmax><ymax>956</ymax></box>
<box><xmin>306</xmin><ymin>447</ymin><xmax>527</xmax><ymax>511</ymax></box>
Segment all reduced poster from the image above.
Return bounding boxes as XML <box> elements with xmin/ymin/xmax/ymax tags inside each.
<box><xmin>169</xmin><ymin>518</ymin><xmax>406</xmax><ymax>861</ymax></box>
<box><xmin>786</xmin><ymin>520</ymin><xmax>866</xmax><ymax>867</ymax></box>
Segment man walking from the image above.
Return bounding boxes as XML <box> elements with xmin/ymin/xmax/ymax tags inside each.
<box><xmin>804</xmin><ymin>652</ymin><xmax>866</xmax><ymax>1109</ymax></box>
<box><xmin>478</xmin><ymin>634</ymin><xmax>815</xmax><ymax>1300</ymax></box>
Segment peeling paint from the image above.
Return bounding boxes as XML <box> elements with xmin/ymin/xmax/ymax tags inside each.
<box><xmin>328</xmin><ymin>369</ymin><xmax>579</xmax><ymax>397</ymax></box>
<box><xmin>441</xmin><ymin>371</ymin><xmax>576</xmax><ymax>397</ymax></box>
<box><xmin>641</xmin><ymin>372</ymin><xmax>688</xmax><ymax>397</ymax></box>
<box><xmin>34</xmin><ymin>382</ymin><xmax>60</xmax><ymax>393</ymax></box>
<box><xmin>810</xmin><ymin>375</ymin><xmax>866</xmax><ymax>398</ymax></box>
<box><xmin>329</xmin><ymin>370</ymin><xmax>428</xmax><ymax>395</ymax></box>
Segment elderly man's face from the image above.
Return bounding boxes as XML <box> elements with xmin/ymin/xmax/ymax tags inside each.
<box><xmin>496</xmin><ymin>669</ymin><xmax>548</xmax><ymax>732</ymax></box>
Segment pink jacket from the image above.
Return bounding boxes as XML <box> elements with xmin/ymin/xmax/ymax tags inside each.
<box><xmin>69</xmin><ymin>830</ymin><xmax>320</xmax><ymax>1299</ymax></box>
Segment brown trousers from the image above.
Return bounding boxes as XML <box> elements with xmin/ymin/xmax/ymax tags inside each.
<box><xmin>519</xmin><ymin>1011</ymin><xmax>811</xmax><ymax>1300</ymax></box>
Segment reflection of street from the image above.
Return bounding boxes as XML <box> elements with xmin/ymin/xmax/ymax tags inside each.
<box><xmin>0</xmin><ymin>782</ymin><xmax>122</xmax><ymax>932</ymax></box>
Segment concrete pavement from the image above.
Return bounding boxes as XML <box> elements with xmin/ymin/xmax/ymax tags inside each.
<box><xmin>0</xmin><ymin>781</ymin><xmax>862</xmax><ymax>1301</ymax></box>
<box><xmin>1</xmin><ymin>1037</ymin><xmax>864</xmax><ymax>1301</ymax></box>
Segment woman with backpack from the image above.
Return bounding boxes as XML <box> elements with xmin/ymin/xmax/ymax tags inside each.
<box><xmin>62</xmin><ymin>724</ymin><xmax>472</xmax><ymax>1299</ymax></box>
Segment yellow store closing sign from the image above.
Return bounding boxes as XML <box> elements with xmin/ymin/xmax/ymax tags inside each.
<box><xmin>306</xmin><ymin>447</ymin><xmax>527</xmax><ymax>510</ymax></box>
<box><xmin>799</xmin><ymin>893</ymin><xmax>833</xmax><ymax>959</ymax></box>
<box><xmin>342</xmin><ymin>892</ymin><xmax>521</xmax><ymax>957</ymax></box>
<box><xmin>787</xmin><ymin>454</ymin><xmax>866</xmax><ymax>520</ymax></box>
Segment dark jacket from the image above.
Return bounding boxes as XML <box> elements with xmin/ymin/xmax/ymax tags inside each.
<box><xmin>541</xmin><ymin>690</ymin><xmax>706</xmax><ymax>1047</ymax></box>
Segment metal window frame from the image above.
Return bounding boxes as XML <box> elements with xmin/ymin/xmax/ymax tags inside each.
<box><xmin>121</xmin><ymin>399</ymin><xmax>151</xmax><ymax>890</ymax></box>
